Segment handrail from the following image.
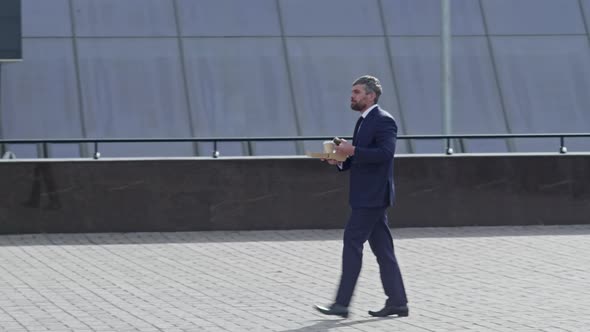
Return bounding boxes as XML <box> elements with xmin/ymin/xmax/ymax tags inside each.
<box><xmin>1</xmin><ymin>132</ymin><xmax>590</xmax><ymax>144</ymax></box>
<box><xmin>0</xmin><ymin>133</ymin><xmax>588</xmax><ymax>159</ymax></box>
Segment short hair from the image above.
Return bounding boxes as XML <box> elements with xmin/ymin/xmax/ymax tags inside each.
<box><xmin>353</xmin><ymin>75</ymin><xmax>382</xmax><ymax>103</ymax></box>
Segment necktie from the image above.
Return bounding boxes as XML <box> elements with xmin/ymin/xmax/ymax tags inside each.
<box><xmin>353</xmin><ymin>116</ymin><xmax>364</xmax><ymax>145</ymax></box>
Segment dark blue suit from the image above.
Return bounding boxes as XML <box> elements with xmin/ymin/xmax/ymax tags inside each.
<box><xmin>335</xmin><ymin>105</ymin><xmax>407</xmax><ymax>308</ymax></box>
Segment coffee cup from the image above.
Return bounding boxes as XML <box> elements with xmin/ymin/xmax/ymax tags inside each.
<box><xmin>323</xmin><ymin>141</ymin><xmax>336</xmax><ymax>153</ymax></box>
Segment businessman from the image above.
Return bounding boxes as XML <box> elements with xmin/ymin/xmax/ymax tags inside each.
<box><xmin>315</xmin><ymin>75</ymin><xmax>408</xmax><ymax>318</ymax></box>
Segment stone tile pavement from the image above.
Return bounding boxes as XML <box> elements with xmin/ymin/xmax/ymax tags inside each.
<box><xmin>0</xmin><ymin>225</ymin><xmax>588</xmax><ymax>332</ymax></box>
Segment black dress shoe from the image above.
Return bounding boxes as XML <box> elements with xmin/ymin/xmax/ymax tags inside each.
<box><xmin>368</xmin><ymin>305</ymin><xmax>409</xmax><ymax>317</ymax></box>
<box><xmin>314</xmin><ymin>303</ymin><xmax>349</xmax><ymax>318</ymax></box>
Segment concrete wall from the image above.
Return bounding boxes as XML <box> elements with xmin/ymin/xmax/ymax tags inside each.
<box><xmin>1</xmin><ymin>154</ymin><xmax>589</xmax><ymax>234</ymax></box>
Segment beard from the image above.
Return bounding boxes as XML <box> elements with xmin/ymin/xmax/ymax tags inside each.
<box><xmin>350</xmin><ymin>101</ymin><xmax>365</xmax><ymax>111</ymax></box>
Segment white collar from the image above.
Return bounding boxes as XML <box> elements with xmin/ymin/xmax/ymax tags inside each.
<box><xmin>361</xmin><ymin>104</ymin><xmax>378</xmax><ymax>118</ymax></box>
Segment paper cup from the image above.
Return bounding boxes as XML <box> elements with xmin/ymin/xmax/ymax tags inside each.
<box><xmin>323</xmin><ymin>141</ymin><xmax>335</xmax><ymax>153</ymax></box>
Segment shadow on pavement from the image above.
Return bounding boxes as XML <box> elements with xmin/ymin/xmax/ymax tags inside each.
<box><xmin>279</xmin><ymin>317</ymin><xmax>400</xmax><ymax>332</ymax></box>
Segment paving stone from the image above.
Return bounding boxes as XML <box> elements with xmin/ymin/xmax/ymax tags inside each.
<box><xmin>0</xmin><ymin>225</ymin><xmax>587</xmax><ymax>331</ymax></box>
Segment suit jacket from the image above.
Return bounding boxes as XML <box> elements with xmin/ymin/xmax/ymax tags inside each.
<box><xmin>340</xmin><ymin>106</ymin><xmax>397</xmax><ymax>209</ymax></box>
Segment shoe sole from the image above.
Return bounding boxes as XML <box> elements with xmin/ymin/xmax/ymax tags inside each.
<box><xmin>368</xmin><ymin>311</ymin><xmax>409</xmax><ymax>318</ymax></box>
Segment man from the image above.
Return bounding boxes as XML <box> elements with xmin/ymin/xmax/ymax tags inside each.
<box><xmin>315</xmin><ymin>75</ymin><xmax>408</xmax><ymax>318</ymax></box>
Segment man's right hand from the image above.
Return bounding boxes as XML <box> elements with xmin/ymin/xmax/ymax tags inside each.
<box><xmin>322</xmin><ymin>158</ymin><xmax>340</xmax><ymax>165</ymax></box>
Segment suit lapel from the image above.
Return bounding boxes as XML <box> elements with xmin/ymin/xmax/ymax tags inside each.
<box><xmin>354</xmin><ymin>106</ymin><xmax>378</xmax><ymax>146</ymax></box>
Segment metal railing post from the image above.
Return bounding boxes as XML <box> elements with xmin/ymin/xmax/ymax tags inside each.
<box><xmin>559</xmin><ymin>136</ymin><xmax>567</xmax><ymax>154</ymax></box>
<box><xmin>93</xmin><ymin>141</ymin><xmax>100</xmax><ymax>159</ymax></box>
<box><xmin>246</xmin><ymin>141</ymin><xmax>254</xmax><ymax>156</ymax></box>
<box><xmin>42</xmin><ymin>142</ymin><xmax>49</xmax><ymax>158</ymax></box>
<box><xmin>212</xmin><ymin>140</ymin><xmax>219</xmax><ymax>158</ymax></box>
<box><xmin>445</xmin><ymin>137</ymin><xmax>454</xmax><ymax>155</ymax></box>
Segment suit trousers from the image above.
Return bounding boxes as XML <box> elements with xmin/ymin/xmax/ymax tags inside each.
<box><xmin>335</xmin><ymin>207</ymin><xmax>407</xmax><ymax>307</ymax></box>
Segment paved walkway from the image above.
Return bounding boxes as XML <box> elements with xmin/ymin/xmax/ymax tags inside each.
<box><xmin>0</xmin><ymin>225</ymin><xmax>588</xmax><ymax>332</ymax></box>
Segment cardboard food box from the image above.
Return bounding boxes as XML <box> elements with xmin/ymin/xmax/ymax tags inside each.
<box><xmin>305</xmin><ymin>152</ymin><xmax>348</xmax><ymax>162</ymax></box>
<box><xmin>305</xmin><ymin>140</ymin><xmax>348</xmax><ymax>162</ymax></box>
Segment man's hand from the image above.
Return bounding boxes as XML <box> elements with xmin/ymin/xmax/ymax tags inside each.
<box><xmin>321</xmin><ymin>158</ymin><xmax>340</xmax><ymax>165</ymax></box>
<box><xmin>335</xmin><ymin>139</ymin><xmax>355</xmax><ymax>156</ymax></box>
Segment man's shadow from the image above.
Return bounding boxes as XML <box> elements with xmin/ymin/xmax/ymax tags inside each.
<box><xmin>281</xmin><ymin>316</ymin><xmax>398</xmax><ymax>332</ymax></box>
<box><xmin>22</xmin><ymin>163</ymin><xmax>61</xmax><ymax>210</ymax></box>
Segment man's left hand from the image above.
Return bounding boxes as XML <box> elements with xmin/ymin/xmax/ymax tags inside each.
<box><xmin>335</xmin><ymin>140</ymin><xmax>355</xmax><ymax>156</ymax></box>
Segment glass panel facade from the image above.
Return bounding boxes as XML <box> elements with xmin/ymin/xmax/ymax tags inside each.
<box><xmin>382</xmin><ymin>0</ymin><xmax>485</xmax><ymax>36</ymax></box>
<box><xmin>72</xmin><ymin>0</ymin><xmax>177</xmax><ymax>37</ymax></box>
<box><xmin>76</xmin><ymin>38</ymin><xmax>193</xmax><ymax>157</ymax></box>
<box><xmin>1</xmin><ymin>39</ymin><xmax>82</xmax><ymax>140</ymax></box>
<box><xmin>279</xmin><ymin>0</ymin><xmax>382</xmax><ymax>36</ymax></box>
<box><xmin>481</xmin><ymin>0</ymin><xmax>585</xmax><ymax>35</ymax></box>
<box><xmin>2</xmin><ymin>0</ymin><xmax>590</xmax><ymax>157</ymax></box>
<box><xmin>21</xmin><ymin>0</ymin><xmax>72</xmax><ymax>37</ymax></box>
<box><xmin>391</xmin><ymin>37</ymin><xmax>508</xmax><ymax>153</ymax></box>
<box><xmin>183</xmin><ymin>38</ymin><xmax>298</xmax><ymax>156</ymax></box>
<box><xmin>582</xmin><ymin>0</ymin><xmax>590</xmax><ymax>30</ymax></box>
<box><xmin>176</xmin><ymin>0</ymin><xmax>281</xmax><ymax>36</ymax></box>
<box><xmin>491</xmin><ymin>36</ymin><xmax>590</xmax><ymax>151</ymax></box>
